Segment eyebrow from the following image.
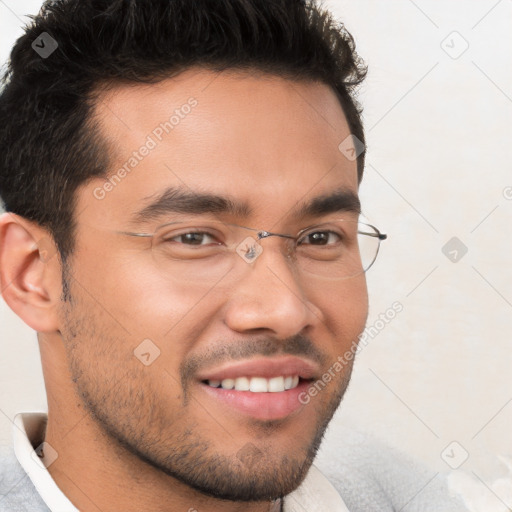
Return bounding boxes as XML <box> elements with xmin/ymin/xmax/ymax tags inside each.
<box><xmin>130</xmin><ymin>186</ymin><xmax>361</xmax><ymax>225</ymax></box>
<box><xmin>131</xmin><ymin>187</ymin><xmax>252</xmax><ymax>224</ymax></box>
<box><xmin>293</xmin><ymin>189</ymin><xmax>361</xmax><ymax>218</ymax></box>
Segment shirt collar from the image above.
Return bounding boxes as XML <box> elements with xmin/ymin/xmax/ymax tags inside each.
<box><xmin>284</xmin><ymin>464</ymin><xmax>350</xmax><ymax>511</ymax></box>
<box><xmin>13</xmin><ymin>412</ymin><xmax>78</xmax><ymax>511</ymax></box>
<box><xmin>13</xmin><ymin>412</ymin><xmax>349</xmax><ymax>512</ymax></box>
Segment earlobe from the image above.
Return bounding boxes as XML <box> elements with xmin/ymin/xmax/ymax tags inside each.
<box><xmin>0</xmin><ymin>212</ymin><xmax>61</xmax><ymax>333</ymax></box>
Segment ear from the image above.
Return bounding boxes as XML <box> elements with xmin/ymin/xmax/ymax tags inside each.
<box><xmin>0</xmin><ymin>212</ymin><xmax>62</xmax><ymax>332</ymax></box>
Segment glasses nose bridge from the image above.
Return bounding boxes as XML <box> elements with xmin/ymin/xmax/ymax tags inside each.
<box><xmin>232</xmin><ymin>225</ymin><xmax>297</xmax><ymax>266</ymax></box>
<box><xmin>232</xmin><ymin>224</ymin><xmax>296</xmax><ymax>247</ymax></box>
<box><xmin>255</xmin><ymin>229</ymin><xmax>295</xmax><ymax>242</ymax></box>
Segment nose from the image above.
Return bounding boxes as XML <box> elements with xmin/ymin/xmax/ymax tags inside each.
<box><xmin>223</xmin><ymin>240</ymin><xmax>322</xmax><ymax>338</ymax></box>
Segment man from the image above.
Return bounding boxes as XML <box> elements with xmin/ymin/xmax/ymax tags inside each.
<box><xmin>0</xmin><ymin>1</ymin><xmax>466</xmax><ymax>510</ymax></box>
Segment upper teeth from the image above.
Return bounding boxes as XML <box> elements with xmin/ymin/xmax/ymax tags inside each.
<box><xmin>206</xmin><ymin>376</ymin><xmax>300</xmax><ymax>392</ymax></box>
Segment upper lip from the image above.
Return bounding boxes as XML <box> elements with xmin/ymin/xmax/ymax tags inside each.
<box><xmin>196</xmin><ymin>356</ymin><xmax>320</xmax><ymax>382</ymax></box>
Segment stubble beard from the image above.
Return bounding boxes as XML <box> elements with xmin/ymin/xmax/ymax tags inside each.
<box><xmin>59</xmin><ymin>275</ymin><xmax>355</xmax><ymax>502</ymax></box>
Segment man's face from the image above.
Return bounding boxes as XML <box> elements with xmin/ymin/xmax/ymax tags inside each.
<box><xmin>60</xmin><ymin>69</ymin><xmax>368</xmax><ymax>501</ymax></box>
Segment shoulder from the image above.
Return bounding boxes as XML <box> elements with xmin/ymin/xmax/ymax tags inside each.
<box><xmin>0</xmin><ymin>444</ymin><xmax>50</xmax><ymax>512</ymax></box>
<box><xmin>314</xmin><ymin>428</ymin><xmax>469</xmax><ymax>512</ymax></box>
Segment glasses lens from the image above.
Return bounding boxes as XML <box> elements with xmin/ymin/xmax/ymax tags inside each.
<box><xmin>357</xmin><ymin>223</ymin><xmax>382</xmax><ymax>275</ymax></box>
<box><xmin>149</xmin><ymin>219</ymin><xmax>382</xmax><ymax>283</ymax></box>
<box><xmin>151</xmin><ymin>220</ymin><xmax>235</xmax><ymax>286</ymax></box>
<box><xmin>294</xmin><ymin>220</ymin><xmax>381</xmax><ymax>280</ymax></box>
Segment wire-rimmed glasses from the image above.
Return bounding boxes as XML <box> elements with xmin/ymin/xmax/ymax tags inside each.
<box><xmin>116</xmin><ymin>218</ymin><xmax>387</xmax><ymax>283</ymax></box>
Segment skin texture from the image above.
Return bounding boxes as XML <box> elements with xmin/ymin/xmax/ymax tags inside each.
<box><xmin>0</xmin><ymin>69</ymin><xmax>368</xmax><ymax>512</ymax></box>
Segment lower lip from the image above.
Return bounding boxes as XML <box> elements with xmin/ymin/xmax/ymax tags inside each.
<box><xmin>199</xmin><ymin>380</ymin><xmax>311</xmax><ymax>421</ymax></box>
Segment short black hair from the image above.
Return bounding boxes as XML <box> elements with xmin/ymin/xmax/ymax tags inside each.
<box><xmin>0</xmin><ymin>0</ymin><xmax>366</xmax><ymax>262</ymax></box>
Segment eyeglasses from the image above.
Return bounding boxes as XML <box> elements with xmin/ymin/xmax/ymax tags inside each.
<box><xmin>116</xmin><ymin>218</ymin><xmax>387</xmax><ymax>283</ymax></box>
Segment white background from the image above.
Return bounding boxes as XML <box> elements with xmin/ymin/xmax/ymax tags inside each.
<box><xmin>1</xmin><ymin>0</ymin><xmax>511</xmax><ymax>508</ymax></box>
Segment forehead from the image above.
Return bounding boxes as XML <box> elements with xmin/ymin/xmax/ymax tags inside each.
<box><xmin>79</xmin><ymin>68</ymin><xmax>359</xmax><ymax>227</ymax></box>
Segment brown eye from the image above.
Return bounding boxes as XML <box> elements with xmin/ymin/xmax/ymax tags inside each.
<box><xmin>300</xmin><ymin>231</ymin><xmax>341</xmax><ymax>246</ymax></box>
<box><xmin>173</xmin><ymin>233</ymin><xmax>214</xmax><ymax>245</ymax></box>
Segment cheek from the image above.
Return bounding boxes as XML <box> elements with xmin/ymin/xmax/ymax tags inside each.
<box><xmin>313</xmin><ymin>275</ymin><xmax>369</xmax><ymax>346</ymax></box>
<box><xmin>61</xmin><ymin>288</ymin><xmax>186</xmax><ymax>410</ymax></box>
<box><xmin>76</xmin><ymin>245</ymin><xmax>217</xmax><ymax>337</ymax></box>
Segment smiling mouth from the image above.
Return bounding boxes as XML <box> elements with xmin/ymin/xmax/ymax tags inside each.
<box><xmin>195</xmin><ymin>355</ymin><xmax>320</xmax><ymax>420</ymax></box>
<box><xmin>203</xmin><ymin>375</ymin><xmax>303</xmax><ymax>392</ymax></box>
<box><xmin>199</xmin><ymin>375</ymin><xmax>314</xmax><ymax>421</ymax></box>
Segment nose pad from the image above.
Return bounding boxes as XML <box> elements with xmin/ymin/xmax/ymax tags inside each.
<box><xmin>235</xmin><ymin>236</ymin><xmax>265</xmax><ymax>265</ymax></box>
<box><xmin>234</xmin><ymin>233</ymin><xmax>300</xmax><ymax>281</ymax></box>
